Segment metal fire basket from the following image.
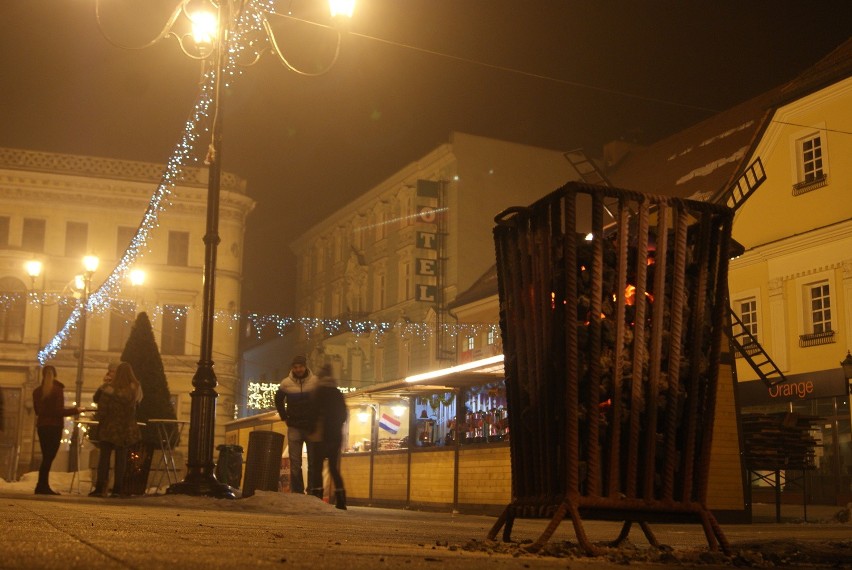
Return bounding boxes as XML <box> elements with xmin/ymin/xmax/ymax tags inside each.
<box><xmin>489</xmin><ymin>181</ymin><xmax>733</xmax><ymax>554</ymax></box>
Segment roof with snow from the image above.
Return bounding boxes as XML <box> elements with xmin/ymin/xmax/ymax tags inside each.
<box><xmin>606</xmin><ymin>38</ymin><xmax>852</xmax><ymax>202</ymax></box>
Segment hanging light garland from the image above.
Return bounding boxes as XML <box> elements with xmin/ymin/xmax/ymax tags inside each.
<box><xmin>33</xmin><ymin>1</ymin><xmax>499</xmax><ymax>361</ymax></box>
<box><xmin>37</xmin><ymin>0</ymin><xmax>275</xmax><ymax>365</ymax></box>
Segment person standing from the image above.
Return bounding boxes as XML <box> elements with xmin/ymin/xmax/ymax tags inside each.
<box><xmin>314</xmin><ymin>364</ymin><xmax>348</xmax><ymax>510</ymax></box>
<box><xmin>274</xmin><ymin>355</ymin><xmax>319</xmax><ymax>495</ymax></box>
<box><xmin>32</xmin><ymin>365</ymin><xmax>80</xmax><ymax>495</ymax></box>
<box><xmin>90</xmin><ymin>362</ymin><xmax>142</xmax><ymax>498</ymax></box>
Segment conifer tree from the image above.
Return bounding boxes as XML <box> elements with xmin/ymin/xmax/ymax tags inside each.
<box><xmin>120</xmin><ymin>312</ymin><xmax>177</xmax><ymax>446</ymax></box>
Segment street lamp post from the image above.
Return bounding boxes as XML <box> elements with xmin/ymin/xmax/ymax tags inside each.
<box><xmin>168</xmin><ymin>0</ymin><xmax>233</xmax><ymax>498</ymax></box>
<box><xmin>68</xmin><ymin>254</ymin><xmax>99</xmax><ymax>473</ymax></box>
<box><xmin>95</xmin><ymin>0</ymin><xmax>354</xmax><ymax>497</ymax></box>
<box><xmin>25</xmin><ymin>260</ymin><xmax>45</xmax><ymax>349</ymax></box>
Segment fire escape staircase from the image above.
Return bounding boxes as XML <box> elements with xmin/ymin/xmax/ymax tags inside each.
<box><xmin>727</xmin><ymin>307</ymin><xmax>786</xmax><ymax>387</ymax></box>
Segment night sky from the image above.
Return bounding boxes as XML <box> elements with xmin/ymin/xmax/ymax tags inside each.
<box><xmin>1</xmin><ymin>1</ymin><xmax>850</xmax><ymax>317</ymax></box>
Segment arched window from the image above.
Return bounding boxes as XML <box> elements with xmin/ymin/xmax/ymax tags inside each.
<box><xmin>0</xmin><ymin>277</ymin><xmax>27</xmax><ymax>342</ymax></box>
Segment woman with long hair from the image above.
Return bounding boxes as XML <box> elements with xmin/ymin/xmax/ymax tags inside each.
<box><xmin>32</xmin><ymin>365</ymin><xmax>80</xmax><ymax>495</ymax></box>
<box><xmin>90</xmin><ymin>361</ymin><xmax>141</xmax><ymax>497</ymax></box>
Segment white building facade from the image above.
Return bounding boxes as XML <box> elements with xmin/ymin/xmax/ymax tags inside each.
<box><xmin>0</xmin><ymin>147</ymin><xmax>254</xmax><ymax>480</ymax></box>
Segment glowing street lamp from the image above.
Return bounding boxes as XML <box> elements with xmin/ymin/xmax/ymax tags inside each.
<box><xmin>96</xmin><ymin>0</ymin><xmax>354</xmax><ymax>498</ymax></box>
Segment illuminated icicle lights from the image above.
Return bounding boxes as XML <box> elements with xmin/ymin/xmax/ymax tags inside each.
<box><xmin>37</xmin><ymin>0</ymin><xmax>275</xmax><ymax>365</ymax></box>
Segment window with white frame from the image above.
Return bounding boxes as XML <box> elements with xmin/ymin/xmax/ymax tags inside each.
<box><xmin>487</xmin><ymin>329</ymin><xmax>496</xmax><ymax>346</ymax></box>
<box><xmin>807</xmin><ymin>281</ymin><xmax>832</xmax><ymax>334</ymax></box>
<box><xmin>466</xmin><ymin>336</ymin><xmax>475</xmax><ymax>351</ymax></box>
<box><xmin>794</xmin><ymin>133</ymin><xmax>827</xmax><ymax>195</ymax></box>
<box><xmin>738</xmin><ymin>297</ymin><xmax>758</xmax><ymax>342</ymax></box>
<box><xmin>800</xmin><ymin>134</ymin><xmax>824</xmax><ymax>183</ymax></box>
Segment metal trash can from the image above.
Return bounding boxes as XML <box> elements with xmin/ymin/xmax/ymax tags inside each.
<box><xmin>488</xmin><ymin>181</ymin><xmax>733</xmax><ymax>554</ymax></box>
<box><xmin>242</xmin><ymin>431</ymin><xmax>284</xmax><ymax>498</ymax></box>
<box><xmin>215</xmin><ymin>444</ymin><xmax>244</xmax><ymax>489</ymax></box>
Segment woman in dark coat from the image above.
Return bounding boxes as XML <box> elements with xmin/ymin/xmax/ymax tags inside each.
<box><xmin>32</xmin><ymin>365</ymin><xmax>80</xmax><ymax>495</ymax></box>
<box><xmin>90</xmin><ymin>361</ymin><xmax>141</xmax><ymax>497</ymax></box>
<box><xmin>314</xmin><ymin>364</ymin><xmax>348</xmax><ymax>509</ymax></box>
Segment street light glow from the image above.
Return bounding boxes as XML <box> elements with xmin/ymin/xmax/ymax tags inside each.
<box><xmin>25</xmin><ymin>259</ymin><xmax>43</xmax><ymax>278</ymax></box>
<box><xmin>189</xmin><ymin>8</ymin><xmax>217</xmax><ymax>47</ymax></box>
<box><xmin>83</xmin><ymin>254</ymin><xmax>100</xmax><ymax>273</ymax></box>
<box><xmin>329</xmin><ymin>0</ymin><xmax>355</xmax><ymax>18</ymax></box>
<box><xmin>129</xmin><ymin>268</ymin><xmax>146</xmax><ymax>287</ymax></box>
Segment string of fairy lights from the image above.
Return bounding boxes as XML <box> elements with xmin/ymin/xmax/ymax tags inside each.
<box><xmin>32</xmin><ymin>0</ymin><xmax>500</xmax><ymax>364</ymax></box>
<box><xmin>36</xmin><ymin>0</ymin><xmax>273</xmax><ymax>365</ymax></box>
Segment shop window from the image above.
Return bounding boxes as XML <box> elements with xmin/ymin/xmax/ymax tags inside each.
<box><xmin>345</xmin><ymin>404</ymin><xmax>374</xmax><ymax>453</ymax></box>
<box><xmin>793</xmin><ymin>133</ymin><xmax>828</xmax><ymax>196</ymax></box>
<box><xmin>22</xmin><ymin>218</ymin><xmax>46</xmax><ymax>253</ymax></box>
<box><xmin>459</xmin><ymin>382</ymin><xmax>508</xmax><ymax>445</ymax></box>
<box><xmin>376</xmin><ymin>401</ymin><xmax>409</xmax><ymax>451</ymax></box>
<box><xmin>414</xmin><ymin>392</ymin><xmax>456</xmax><ymax>447</ymax></box>
<box><xmin>0</xmin><ymin>277</ymin><xmax>26</xmax><ymax>342</ymax></box>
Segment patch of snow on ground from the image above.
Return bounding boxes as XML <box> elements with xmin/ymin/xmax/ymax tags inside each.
<box><xmin>0</xmin><ymin>471</ymin><xmax>342</xmax><ymax>515</ymax></box>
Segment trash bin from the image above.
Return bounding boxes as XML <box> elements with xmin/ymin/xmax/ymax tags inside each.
<box><xmin>488</xmin><ymin>181</ymin><xmax>734</xmax><ymax>554</ymax></box>
<box><xmin>215</xmin><ymin>444</ymin><xmax>244</xmax><ymax>489</ymax></box>
<box><xmin>242</xmin><ymin>431</ymin><xmax>284</xmax><ymax>498</ymax></box>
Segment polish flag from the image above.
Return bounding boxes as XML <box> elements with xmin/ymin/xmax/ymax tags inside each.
<box><xmin>379</xmin><ymin>413</ymin><xmax>401</xmax><ymax>434</ymax></box>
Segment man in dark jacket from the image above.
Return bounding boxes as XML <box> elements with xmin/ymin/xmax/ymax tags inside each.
<box><xmin>315</xmin><ymin>364</ymin><xmax>348</xmax><ymax>509</ymax></box>
<box><xmin>274</xmin><ymin>355</ymin><xmax>319</xmax><ymax>495</ymax></box>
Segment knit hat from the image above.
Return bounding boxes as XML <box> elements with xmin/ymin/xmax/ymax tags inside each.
<box><xmin>291</xmin><ymin>355</ymin><xmax>307</xmax><ymax>366</ymax></box>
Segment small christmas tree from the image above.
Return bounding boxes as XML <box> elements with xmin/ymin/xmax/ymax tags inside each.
<box><xmin>121</xmin><ymin>312</ymin><xmax>177</xmax><ymax>447</ymax></box>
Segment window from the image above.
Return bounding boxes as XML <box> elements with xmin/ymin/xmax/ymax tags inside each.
<box><xmin>315</xmin><ymin>244</ymin><xmax>325</xmax><ymax>273</ymax></box>
<box><xmin>373</xmin><ymin>271</ymin><xmax>385</xmax><ymax>311</ymax></box>
<box><xmin>160</xmin><ymin>304</ymin><xmax>187</xmax><ymax>355</ymax></box>
<box><xmin>738</xmin><ymin>298</ymin><xmax>758</xmax><ymax>341</ymax></box>
<box><xmin>466</xmin><ymin>336</ymin><xmax>475</xmax><ymax>351</ymax></box>
<box><xmin>794</xmin><ymin>133</ymin><xmax>828</xmax><ymax>195</ymax></box>
<box><xmin>167</xmin><ymin>231</ymin><xmax>190</xmax><ymax>266</ymax></box>
<box><xmin>65</xmin><ymin>222</ymin><xmax>88</xmax><ymax>258</ymax></box>
<box><xmin>108</xmin><ymin>300</ymin><xmax>136</xmax><ymax>352</ymax></box>
<box><xmin>808</xmin><ymin>282</ymin><xmax>831</xmax><ymax>334</ymax></box>
<box><xmin>487</xmin><ymin>329</ymin><xmax>496</xmax><ymax>346</ymax></box>
<box><xmin>375</xmin><ymin>210</ymin><xmax>386</xmax><ymax>241</ymax></box>
<box><xmin>0</xmin><ymin>216</ymin><xmax>9</xmax><ymax>248</ymax></box>
<box><xmin>398</xmin><ymin>260</ymin><xmax>411</xmax><ymax>302</ymax></box>
<box><xmin>800</xmin><ymin>135</ymin><xmax>823</xmax><ymax>183</ymax></box>
<box><xmin>116</xmin><ymin>226</ymin><xmax>136</xmax><ymax>259</ymax></box>
<box><xmin>0</xmin><ymin>277</ymin><xmax>26</xmax><ymax>342</ymax></box>
<box><xmin>22</xmin><ymin>219</ymin><xmax>46</xmax><ymax>253</ymax></box>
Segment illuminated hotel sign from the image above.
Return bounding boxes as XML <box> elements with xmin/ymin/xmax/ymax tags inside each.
<box><xmin>415</xmin><ymin>179</ymin><xmax>441</xmax><ymax>303</ymax></box>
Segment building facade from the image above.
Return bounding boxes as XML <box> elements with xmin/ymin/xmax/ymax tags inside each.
<box><xmin>603</xmin><ymin>39</ymin><xmax>852</xmax><ymax>505</ymax></box>
<box><xmin>0</xmin><ymin>147</ymin><xmax>254</xmax><ymax>481</ymax></box>
<box><xmin>287</xmin><ymin>131</ymin><xmax>578</xmax><ymax>389</ymax></box>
